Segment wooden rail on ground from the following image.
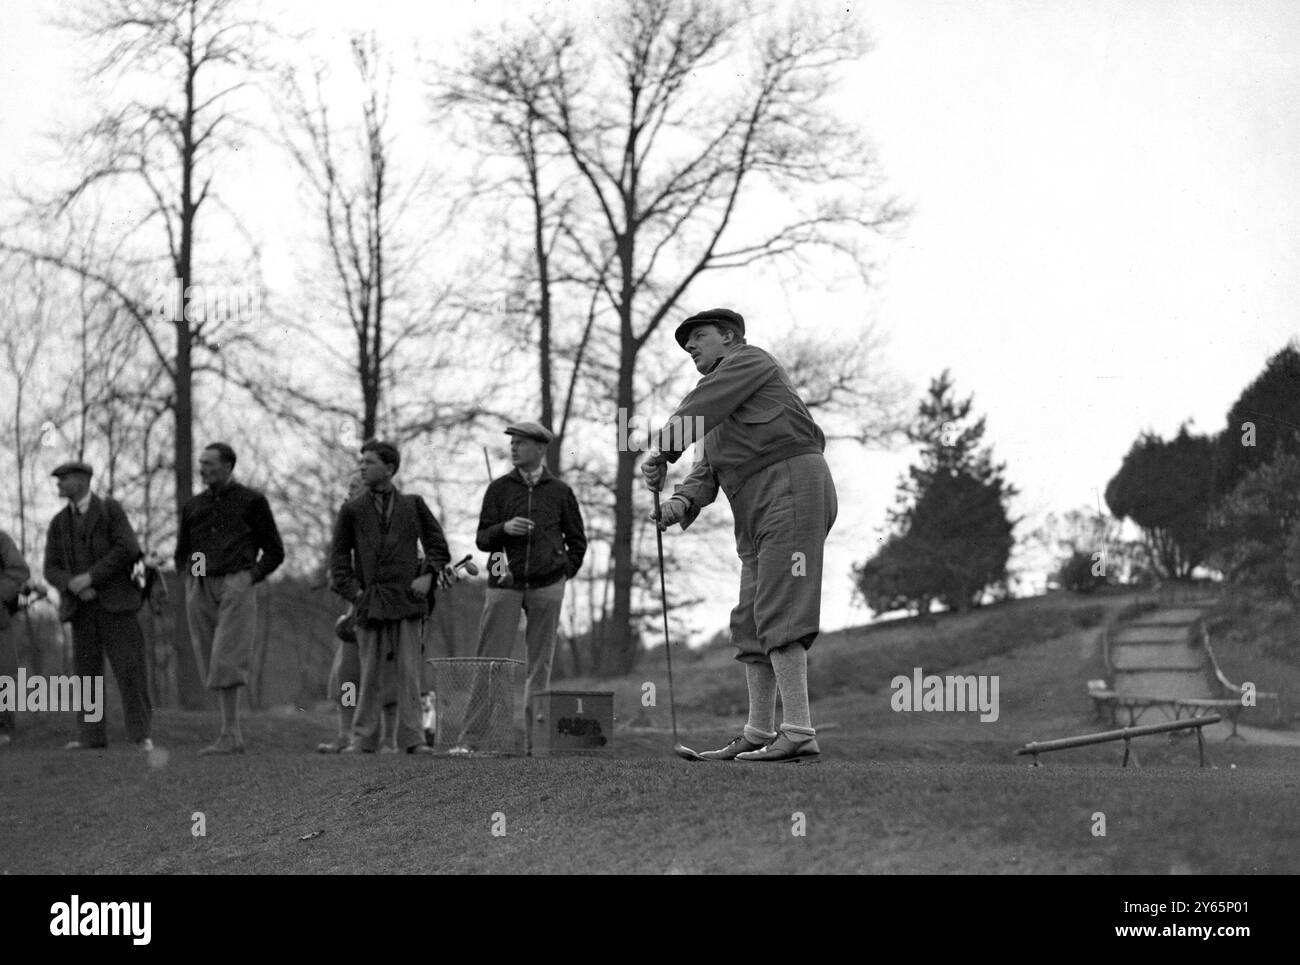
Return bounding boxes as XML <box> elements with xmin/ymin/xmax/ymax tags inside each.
<box><xmin>1016</xmin><ymin>714</ymin><xmax>1221</xmax><ymax>768</ymax></box>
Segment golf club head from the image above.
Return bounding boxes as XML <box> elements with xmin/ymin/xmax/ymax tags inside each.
<box><xmin>674</xmin><ymin>743</ymin><xmax>703</xmax><ymax>762</ymax></box>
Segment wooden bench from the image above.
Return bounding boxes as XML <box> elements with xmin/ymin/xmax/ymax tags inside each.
<box><xmin>1018</xmin><ymin>714</ymin><xmax>1220</xmax><ymax>768</ymax></box>
<box><xmin>1087</xmin><ymin>684</ymin><xmax>1253</xmax><ymax>737</ymax></box>
<box><xmin>1199</xmin><ymin>623</ymin><xmax>1282</xmax><ymax>733</ymax></box>
<box><xmin>1090</xmin><ymin>615</ymin><xmax>1282</xmax><ymax>740</ymax></box>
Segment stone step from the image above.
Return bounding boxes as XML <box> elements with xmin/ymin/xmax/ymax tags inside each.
<box><xmin>1111</xmin><ymin>669</ymin><xmax>1211</xmax><ymax>700</ymax></box>
<box><xmin>1113</xmin><ymin>624</ymin><xmax>1195</xmax><ymax>645</ymax></box>
<box><xmin>1111</xmin><ymin>643</ymin><xmax>1204</xmax><ymax>670</ymax></box>
<box><xmin>1131</xmin><ymin>608</ymin><xmax>1206</xmax><ymax>626</ymax></box>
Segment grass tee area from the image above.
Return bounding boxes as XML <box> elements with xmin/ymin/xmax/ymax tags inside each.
<box><xmin>2</xmin><ymin>589</ymin><xmax>1296</xmax><ymax>874</ymax></box>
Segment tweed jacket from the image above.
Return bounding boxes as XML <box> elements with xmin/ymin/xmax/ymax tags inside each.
<box><xmin>44</xmin><ymin>494</ymin><xmax>143</xmax><ymax>619</ymax></box>
<box><xmin>329</xmin><ymin>488</ymin><xmax>451</xmax><ymax>625</ymax></box>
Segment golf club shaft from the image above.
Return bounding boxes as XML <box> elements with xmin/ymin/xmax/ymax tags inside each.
<box><xmin>653</xmin><ymin>489</ymin><xmax>679</xmax><ymax>742</ymax></box>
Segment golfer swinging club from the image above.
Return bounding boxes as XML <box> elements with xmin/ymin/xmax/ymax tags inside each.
<box><xmin>642</xmin><ymin>308</ymin><xmax>837</xmax><ymax>762</ymax></box>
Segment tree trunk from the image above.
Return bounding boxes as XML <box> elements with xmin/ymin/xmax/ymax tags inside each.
<box><xmin>171</xmin><ymin>49</ymin><xmax>205</xmax><ymax>711</ymax></box>
<box><xmin>604</xmin><ymin>352</ymin><xmax>639</xmax><ymax>676</ymax></box>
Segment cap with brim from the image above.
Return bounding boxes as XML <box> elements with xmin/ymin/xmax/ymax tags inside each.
<box><xmin>674</xmin><ymin>308</ymin><xmax>745</xmax><ymax>350</ymax></box>
<box><xmin>51</xmin><ymin>461</ymin><xmax>93</xmax><ymax>478</ymax></box>
<box><xmin>504</xmin><ymin>421</ymin><xmax>555</xmax><ymax>444</ymax></box>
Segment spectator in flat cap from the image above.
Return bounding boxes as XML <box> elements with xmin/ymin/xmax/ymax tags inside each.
<box><xmin>454</xmin><ymin>420</ymin><xmax>587</xmax><ymax>755</ymax></box>
<box><xmin>175</xmin><ymin>443</ymin><xmax>285</xmax><ymax>754</ymax></box>
<box><xmin>643</xmin><ymin>307</ymin><xmax>837</xmax><ymax>763</ymax></box>
<box><xmin>51</xmin><ymin>460</ymin><xmax>95</xmax><ymax>479</ymax></box>
<box><xmin>44</xmin><ymin>461</ymin><xmax>154</xmax><ymax>751</ymax></box>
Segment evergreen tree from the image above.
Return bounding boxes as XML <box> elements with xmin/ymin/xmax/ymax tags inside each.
<box><xmin>855</xmin><ymin>371</ymin><xmax>1017</xmax><ymax>614</ymax></box>
<box><xmin>1105</xmin><ymin>425</ymin><xmax>1216</xmax><ymax>579</ymax></box>
<box><xmin>1215</xmin><ymin>341</ymin><xmax>1300</xmax><ymax>496</ymax></box>
<box><xmin>1208</xmin><ymin>451</ymin><xmax>1300</xmax><ymax>596</ymax></box>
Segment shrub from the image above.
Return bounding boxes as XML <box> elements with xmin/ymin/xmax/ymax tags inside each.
<box><xmin>1055</xmin><ymin>549</ymin><xmax>1107</xmax><ymax>593</ymax></box>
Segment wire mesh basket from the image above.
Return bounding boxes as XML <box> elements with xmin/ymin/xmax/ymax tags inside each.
<box><xmin>426</xmin><ymin>657</ymin><xmax>525</xmax><ymax>756</ymax></box>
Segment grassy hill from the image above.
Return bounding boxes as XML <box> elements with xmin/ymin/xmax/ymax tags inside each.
<box><xmin>2</xmin><ymin>586</ymin><xmax>1296</xmax><ymax>874</ymax></box>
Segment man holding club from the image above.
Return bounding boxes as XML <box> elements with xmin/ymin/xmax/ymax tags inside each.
<box><xmin>642</xmin><ymin>309</ymin><xmax>837</xmax><ymax>763</ymax></box>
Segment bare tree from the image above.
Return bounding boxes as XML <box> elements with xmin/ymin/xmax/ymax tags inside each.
<box><xmin>0</xmin><ymin>0</ymin><xmax>272</xmax><ymax>707</ymax></box>
<box><xmin>769</xmin><ymin>326</ymin><xmax>909</xmax><ymax>445</ymax></box>
<box><xmin>264</xmin><ymin>31</ymin><xmax>495</xmax><ymax>479</ymax></box>
<box><xmin>444</xmin><ymin>0</ymin><xmax>904</xmax><ymax>673</ymax></box>
<box><xmin>0</xmin><ymin>255</ymin><xmax>57</xmax><ymax>560</ymax></box>
<box><xmin>433</xmin><ymin>35</ymin><xmax>607</xmax><ymax>474</ymax></box>
<box><xmin>52</xmin><ymin>0</ymin><xmax>268</xmax><ymax>511</ymax></box>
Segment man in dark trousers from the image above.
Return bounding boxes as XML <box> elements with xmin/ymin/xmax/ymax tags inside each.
<box><xmin>454</xmin><ymin>421</ymin><xmax>587</xmax><ymax>755</ymax></box>
<box><xmin>176</xmin><ymin>443</ymin><xmax>285</xmax><ymax>755</ymax></box>
<box><xmin>0</xmin><ymin>527</ymin><xmax>31</xmax><ymax>747</ymax></box>
<box><xmin>642</xmin><ymin>309</ymin><xmax>838</xmax><ymax>763</ymax></box>
<box><xmin>329</xmin><ymin>439</ymin><xmax>454</xmax><ymax>755</ymax></box>
<box><xmin>43</xmin><ymin>461</ymin><xmax>154</xmax><ymax>751</ymax></box>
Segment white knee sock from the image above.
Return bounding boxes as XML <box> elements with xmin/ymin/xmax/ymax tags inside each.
<box><xmin>770</xmin><ymin>643</ymin><xmax>814</xmax><ymax>738</ymax></box>
<box><xmin>744</xmin><ymin>663</ymin><xmax>778</xmax><ymax>744</ymax></box>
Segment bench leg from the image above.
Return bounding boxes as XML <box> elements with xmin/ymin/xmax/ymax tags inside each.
<box><xmin>1225</xmin><ymin>707</ymin><xmax>1245</xmax><ymax>742</ymax></box>
<box><xmin>1121</xmin><ymin>737</ymin><xmax>1140</xmax><ymax>768</ymax></box>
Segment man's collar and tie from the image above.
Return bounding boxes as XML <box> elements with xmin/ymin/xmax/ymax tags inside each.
<box><xmin>73</xmin><ymin>493</ymin><xmax>91</xmax><ymax>516</ymax></box>
<box><xmin>520</xmin><ymin>466</ymin><xmax>544</xmax><ymax>487</ymax></box>
<box><xmin>369</xmin><ymin>485</ymin><xmax>396</xmax><ymax>529</ymax></box>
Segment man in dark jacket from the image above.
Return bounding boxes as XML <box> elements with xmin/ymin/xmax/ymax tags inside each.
<box><xmin>0</xmin><ymin>527</ymin><xmax>31</xmax><ymax>746</ymax></box>
<box><xmin>176</xmin><ymin>443</ymin><xmax>285</xmax><ymax>754</ymax></box>
<box><xmin>454</xmin><ymin>421</ymin><xmax>587</xmax><ymax>754</ymax></box>
<box><xmin>43</xmin><ymin>461</ymin><xmax>154</xmax><ymax>751</ymax></box>
<box><xmin>317</xmin><ymin>468</ymin><xmax>366</xmax><ymax>754</ymax></box>
<box><xmin>329</xmin><ymin>439</ymin><xmax>453</xmax><ymax>754</ymax></box>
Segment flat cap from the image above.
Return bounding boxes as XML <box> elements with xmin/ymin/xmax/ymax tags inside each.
<box><xmin>674</xmin><ymin>308</ymin><xmax>745</xmax><ymax>350</ymax></box>
<box><xmin>51</xmin><ymin>461</ymin><xmax>93</xmax><ymax>478</ymax></box>
<box><xmin>505</xmin><ymin>421</ymin><xmax>554</xmax><ymax>444</ymax></box>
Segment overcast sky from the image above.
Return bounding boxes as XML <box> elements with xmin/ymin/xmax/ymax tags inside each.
<box><xmin>2</xmin><ymin>0</ymin><xmax>1298</xmax><ymax>637</ymax></box>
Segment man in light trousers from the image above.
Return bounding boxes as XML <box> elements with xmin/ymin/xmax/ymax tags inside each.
<box><xmin>643</xmin><ymin>309</ymin><xmax>837</xmax><ymax>763</ymax></box>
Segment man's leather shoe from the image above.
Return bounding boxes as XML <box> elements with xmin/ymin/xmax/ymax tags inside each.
<box><xmin>735</xmin><ymin>732</ymin><xmax>820</xmax><ymax>762</ymax></box>
<box><xmin>698</xmin><ymin>734</ymin><xmax>767</xmax><ymax>761</ymax></box>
